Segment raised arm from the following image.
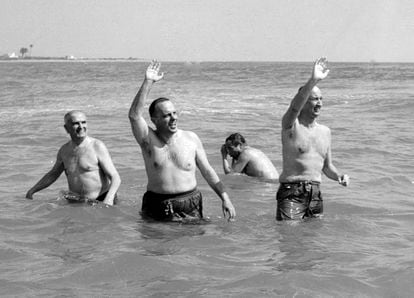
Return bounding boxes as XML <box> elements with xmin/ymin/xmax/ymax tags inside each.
<box><xmin>95</xmin><ymin>140</ymin><xmax>121</xmax><ymax>206</ymax></box>
<box><xmin>196</xmin><ymin>135</ymin><xmax>236</xmax><ymax>220</ymax></box>
<box><xmin>26</xmin><ymin>152</ymin><xmax>65</xmax><ymax>199</ymax></box>
<box><xmin>128</xmin><ymin>60</ymin><xmax>164</xmax><ymax>146</ymax></box>
<box><xmin>282</xmin><ymin>57</ymin><xmax>330</xmax><ymax>129</ymax></box>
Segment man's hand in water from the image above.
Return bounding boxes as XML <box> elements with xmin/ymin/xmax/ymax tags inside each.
<box><xmin>338</xmin><ymin>174</ymin><xmax>350</xmax><ymax>186</ymax></box>
<box><xmin>25</xmin><ymin>190</ymin><xmax>34</xmax><ymax>200</ymax></box>
<box><xmin>222</xmin><ymin>198</ymin><xmax>236</xmax><ymax>221</ymax></box>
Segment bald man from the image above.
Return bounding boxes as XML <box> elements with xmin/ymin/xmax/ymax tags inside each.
<box><xmin>276</xmin><ymin>57</ymin><xmax>349</xmax><ymax>220</ymax></box>
<box><xmin>26</xmin><ymin>111</ymin><xmax>121</xmax><ymax>205</ymax></box>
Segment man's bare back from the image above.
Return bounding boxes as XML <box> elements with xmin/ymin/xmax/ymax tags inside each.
<box><xmin>235</xmin><ymin>147</ymin><xmax>278</xmax><ymax>179</ymax></box>
<box><xmin>221</xmin><ymin>133</ymin><xmax>278</xmax><ymax>180</ymax></box>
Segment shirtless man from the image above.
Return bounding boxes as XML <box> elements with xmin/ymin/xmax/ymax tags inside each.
<box><xmin>277</xmin><ymin>57</ymin><xmax>349</xmax><ymax>220</ymax></box>
<box><xmin>129</xmin><ymin>60</ymin><xmax>235</xmax><ymax>221</ymax></box>
<box><xmin>221</xmin><ymin>133</ymin><xmax>278</xmax><ymax>180</ymax></box>
<box><xmin>26</xmin><ymin>111</ymin><xmax>121</xmax><ymax>205</ymax></box>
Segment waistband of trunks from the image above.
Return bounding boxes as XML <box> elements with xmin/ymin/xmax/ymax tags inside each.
<box><xmin>144</xmin><ymin>188</ymin><xmax>198</xmax><ymax>201</ymax></box>
<box><xmin>281</xmin><ymin>181</ymin><xmax>320</xmax><ymax>186</ymax></box>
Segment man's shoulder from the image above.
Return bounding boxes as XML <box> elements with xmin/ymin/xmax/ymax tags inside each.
<box><xmin>238</xmin><ymin>148</ymin><xmax>253</xmax><ymax>161</ymax></box>
<box><xmin>282</xmin><ymin>118</ymin><xmax>299</xmax><ymax>131</ymax></box>
<box><xmin>281</xmin><ymin>119</ymin><xmax>298</xmax><ymax>138</ymax></box>
<box><xmin>87</xmin><ymin>137</ymin><xmax>111</xmax><ymax>155</ymax></box>
<box><xmin>244</xmin><ymin>147</ymin><xmax>267</xmax><ymax>160</ymax></box>
<box><xmin>89</xmin><ymin>137</ymin><xmax>106</xmax><ymax>148</ymax></box>
<box><xmin>315</xmin><ymin>122</ymin><xmax>331</xmax><ymax>133</ymax></box>
<box><xmin>59</xmin><ymin>141</ymin><xmax>72</xmax><ymax>152</ymax></box>
<box><xmin>179</xmin><ymin>129</ymin><xmax>199</xmax><ymax>140</ymax></box>
<box><xmin>243</xmin><ymin>146</ymin><xmax>258</xmax><ymax>155</ymax></box>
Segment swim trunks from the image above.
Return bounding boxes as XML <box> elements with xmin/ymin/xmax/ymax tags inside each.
<box><xmin>276</xmin><ymin>181</ymin><xmax>323</xmax><ymax>221</ymax></box>
<box><xmin>141</xmin><ymin>189</ymin><xmax>203</xmax><ymax>221</ymax></box>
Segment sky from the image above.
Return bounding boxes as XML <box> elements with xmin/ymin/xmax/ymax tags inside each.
<box><xmin>1</xmin><ymin>0</ymin><xmax>413</xmax><ymax>62</ymax></box>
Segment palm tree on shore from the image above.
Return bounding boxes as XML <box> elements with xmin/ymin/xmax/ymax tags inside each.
<box><xmin>29</xmin><ymin>44</ymin><xmax>33</xmax><ymax>57</ymax></box>
<box><xmin>20</xmin><ymin>47</ymin><xmax>28</xmax><ymax>58</ymax></box>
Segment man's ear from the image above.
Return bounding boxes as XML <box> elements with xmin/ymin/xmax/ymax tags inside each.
<box><xmin>63</xmin><ymin>124</ymin><xmax>69</xmax><ymax>133</ymax></box>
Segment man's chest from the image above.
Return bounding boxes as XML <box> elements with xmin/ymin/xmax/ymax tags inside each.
<box><xmin>63</xmin><ymin>149</ymin><xmax>99</xmax><ymax>173</ymax></box>
<box><xmin>285</xmin><ymin>126</ymin><xmax>328</xmax><ymax>155</ymax></box>
<box><xmin>149</xmin><ymin>143</ymin><xmax>196</xmax><ymax>171</ymax></box>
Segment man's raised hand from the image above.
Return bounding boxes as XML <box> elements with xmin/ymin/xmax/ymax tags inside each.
<box><xmin>146</xmin><ymin>60</ymin><xmax>164</xmax><ymax>82</ymax></box>
<box><xmin>313</xmin><ymin>57</ymin><xmax>330</xmax><ymax>81</ymax></box>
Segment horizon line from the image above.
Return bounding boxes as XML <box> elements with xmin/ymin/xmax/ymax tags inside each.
<box><xmin>1</xmin><ymin>55</ymin><xmax>412</xmax><ymax>64</ymax></box>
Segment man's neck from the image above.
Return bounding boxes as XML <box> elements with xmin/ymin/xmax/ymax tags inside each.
<box><xmin>298</xmin><ymin>114</ymin><xmax>317</xmax><ymax>128</ymax></box>
<box><xmin>71</xmin><ymin>136</ymin><xmax>88</xmax><ymax>147</ymax></box>
<box><xmin>156</xmin><ymin>130</ymin><xmax>178</xmax><ymax>145</ymax></box>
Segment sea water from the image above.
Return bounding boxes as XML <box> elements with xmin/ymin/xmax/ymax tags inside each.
<box><xmin>0</xmin><ymin>60</ymin><xmax>413</xmax><ymax>297</ymax></box>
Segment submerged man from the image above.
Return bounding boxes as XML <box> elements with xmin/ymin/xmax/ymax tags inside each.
<box><xmin>221</xmin><ymin>133</ymin><xmax>278</xmax><ymax>180</ymax></box>
<box><xmin>277</xmin><ymin>57</ymin><xmax>349</xmax><ymax>220</ymax></box>
<box><xmin>128</xmin><ymin>60</ymin><xmax>235</xmax><ymax>222</ymax></box>
<box><xmin>26</xmin><ymin>111</ymin><xmax>121</xmax><ymax>205</ymax></box>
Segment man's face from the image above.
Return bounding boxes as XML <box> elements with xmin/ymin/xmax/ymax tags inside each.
<box><xmin>152</xmin><ymin>101</ymin><xmax>178</xmax><ymax>133</ymax></box>
<box><xmin>225</xmin><ymin>141</ymin><xmax>242</xmax><ymax>159</ymax></box>
<box><xmin>305</xmin><ymin>87</ymin><xmax>323</xmax><ymax>117</ymax></box>
<box><xmin>65</xmin><ymin>112</ymin><xmax>87</xmax><ymax>141</ymax></box>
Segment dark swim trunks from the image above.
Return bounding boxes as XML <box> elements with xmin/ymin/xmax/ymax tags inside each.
<box><xmin>276</xmin><ymin>181</ymin><xmax>323</xmax><ymax>221</ymax></box>
<box><xmin>141</xmin><ymin>189</ymin><xmax>203</xmax><ymax>221</ymax></box>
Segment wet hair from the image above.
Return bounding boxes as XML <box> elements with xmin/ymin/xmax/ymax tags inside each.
<box><xmin>225</xmin><ymin>133</ymin><xmax>246</xmax><ymax>146</ymax></box>
<box><xmin>149</xmin><ymin>97</ymin><xmax>171</xmax><ymax>117</ymax></box>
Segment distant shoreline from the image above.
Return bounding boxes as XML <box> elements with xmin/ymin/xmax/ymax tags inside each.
<box><xmin>0</xmin><ymin>56</ymin><xmax>147</xmax><ymax>61</ymax></box>
<box><xmin>0</xmin><ymin>56</ymin><xmax>411</xmax><ymax>64</ymax></box>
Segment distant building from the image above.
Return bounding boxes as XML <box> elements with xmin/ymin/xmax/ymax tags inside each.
<box><xmin>8</xmin><ymin>52</ymin><xmax>18</xmax><ymax>59</ymax></box>
<box><xmin>65</xmin><ymin>55</ymin><xmax>76</xmax><ymax>60</ymax></box>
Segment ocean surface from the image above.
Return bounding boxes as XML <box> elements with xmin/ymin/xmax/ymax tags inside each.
<box><xmin>0</xmin><ymin>60</ymin><xmax>413</xmax><ymax>297</ymax></box>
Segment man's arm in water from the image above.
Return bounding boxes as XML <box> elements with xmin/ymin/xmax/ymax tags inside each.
<box><xmin>129</xmin><ymin>60</ymin><xmax>164</xmax><ymax>146</ymax></box>
<box><xmin>26</xmin><ymin>150</ymin><xmax>65</xmax><ymax>199</ymax></box>
<box><xmin>322</xmin><ymin>134</ymin><xmax>350</xmax><ymax>186</ymax></box>
<box><xmin>196</xmin><ymin>134</ymin><xmax>236</xmax><ymax>220</ymax></box>
<box><xmin>95</xmin><ymin>140</ymin><xmax>121</xmax><ymax>205</ymax></box>
<box><xmin>220</xmin><ymin>144</ymin><xmax>232</xmax><ymax>174</ymax></box>
<box><xmin>282</xmin><ymin>57</ymin><xmax>330</xmax><ymax>129</ymax></box>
